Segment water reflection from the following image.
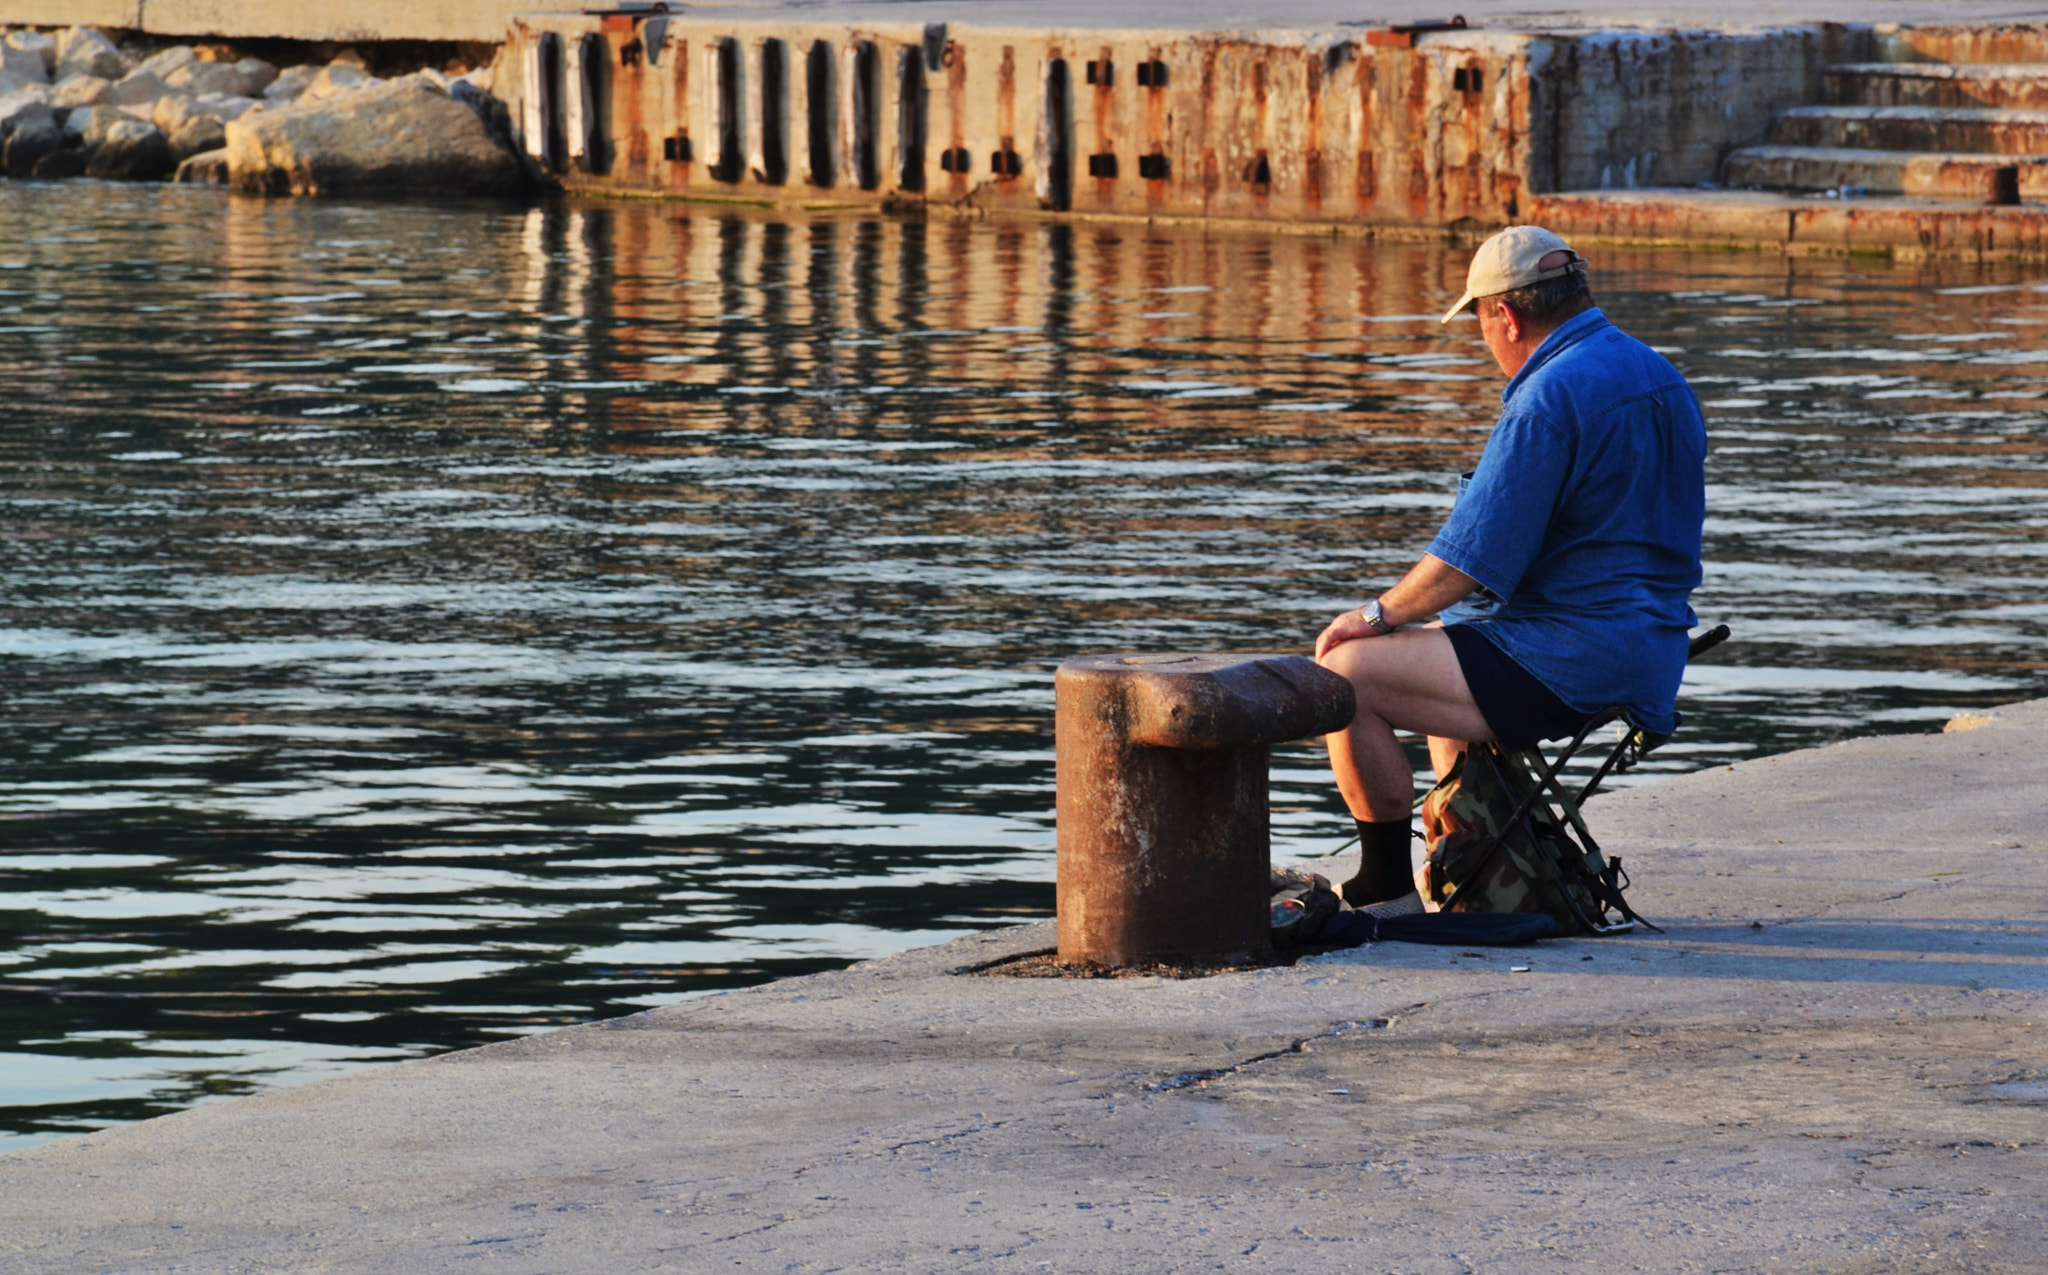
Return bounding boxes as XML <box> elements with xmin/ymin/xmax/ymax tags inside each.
<box><xmin>2</xmin><ymin>184</ymin><xmax>2043</xmax><ymax>1149</ymax></box>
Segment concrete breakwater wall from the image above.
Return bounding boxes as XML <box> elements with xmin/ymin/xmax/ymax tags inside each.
<box><xmin>498</xmin><ymin>12</ymin><xmax>1868</xmax><ymax>230</ymax></box>
<box><xmin>5</xmin><ymin>2</ymin><xmax>2048</xmax><ymax>255</ymax></box>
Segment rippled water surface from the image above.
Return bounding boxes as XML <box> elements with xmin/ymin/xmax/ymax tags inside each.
<box><xmin>2</xmin><ymin>183</ymin><xmax>2044</xmax><ymax>1148</ymax></box>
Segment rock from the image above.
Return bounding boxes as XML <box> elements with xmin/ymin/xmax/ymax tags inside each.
<box><xmin>155</xmin><ymin>91</ymin><xmax>260</xmax><ymax>134</ymax></box>
<box><xmin>0</xmin><ymin>84</ymin><xmax>51</xmax><ymax>143</ymax></box>
<box><xmin>30</xmin><ymin>145</ymin><xmax>85</xmax><ymax>178</ymax></box>
<box><xmin>196</xmin><ymin>92</ymin><xmax>261</xmax><ymax>122</ymax></box>
<box><xmin>458</xmin><ymin>66</ymin><xmax>495</xmax><ymax>94</ymax></box>
<box><xmin>0</xmin><ymin>37</ymin><xmax>49</xmax><ymax>87</ymax></box>
<box><xmin>51</xmin><ymin>75</ymin><xmax>112</xmax><ymax>109</ymax></box>
<box><xmin>167</xmin><ymin>113</ymin><xmax>225</xmax><ymax>161</ymax></box>
<box><xmin>84</xmin><ymin>117</ymin><xmax>171</xmax><ymax>180</ymax></box>
<box><xmin>104</xmin><ymin>70</ymin><xmax>174</xmax><ymax>108</ymax></box>
<box><xmin>173</xmin><ymin>146</ymin><xmax>229</xmax><ymax>184</ymax></box>
<box><xmin>3</xmin><ymin>30</ymin><xmax>56</xmax><ymax>77</ymax></box>
<box><xmin>264</xmin><ymin>64</ymin><xmax>317</xmax><ymax>104</ymax></box>
<box><xmin>132</xmin><ymin>46</ymin><xmax>196</xmax><ymax>82</ymax></box>
<box><xmin>61</xmin><ymin>103</ymin><xmax>118</xmax><ymax>147</ymax></box>
<box><xmin>1</xmin><ymin>115</ymin><xmax>60</xmax><ymax>176</ymax></box>
<box><xmin>226</xmin><ymin>74</ymin><xmax>529</xmax><ymax>196</ymax></box>
<box><xmin>301</xmin><ymin>62</ymin><xmax>374</xmax><ymax>102</ymax></box>
<box><xmin>54</xmin><ymin>27</ymin><xmax>126</xmax><ymax>82</ymax></box>
<box><xmin>164</xmin><ymin>58</ymin><xmax>263</xmax><ymax>99</ymax></box>
<box><xmin>234</xmin><ymin>57</ymin><xmax>277</xmax><ymax>95</ymax></box>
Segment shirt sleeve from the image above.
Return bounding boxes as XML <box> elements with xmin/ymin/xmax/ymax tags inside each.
<box><xmin>1425</xmin><ymin>409</ymin><xmax>1572</xmax><ymax>602</ymax></box>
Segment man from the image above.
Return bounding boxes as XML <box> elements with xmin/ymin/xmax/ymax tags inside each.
<box><xmin>1313</xmin><ymin>226</ymin><xmax>1706</xmax><ymax>916</ymax></box>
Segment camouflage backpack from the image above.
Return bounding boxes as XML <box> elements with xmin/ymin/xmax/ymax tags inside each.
<box><xmin>1419</xmin><ymin>743</ymin><xmax>1652</xmax><ymax>937</ymax></box>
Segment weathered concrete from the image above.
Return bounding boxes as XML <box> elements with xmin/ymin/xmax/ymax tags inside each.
<box><xmin>4</xmin><ymin>701</ymin><xmax>2046</xmax><ymax>1272</ymax></box>
<box><xmin>1722</xmin><ymin>143</ymin><xmax>2048</xmax><ymax>200</ymax></box>
<box><xmin>1535</xmin><ymin>186</ymin><xmax>2048</xmax><ymax>257</ymax></box>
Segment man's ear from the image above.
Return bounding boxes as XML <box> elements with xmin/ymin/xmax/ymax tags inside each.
<box><xmin>1493</xmin><ymin>300</ymin><xmax>1523</xmax><ymax>345</ymax></box>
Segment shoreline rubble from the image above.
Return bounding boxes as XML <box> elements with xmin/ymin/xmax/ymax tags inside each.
<box><xmin>0</xmin><ymin>25</ymin><xmax>536</xmax><ymax>194</ymax></box>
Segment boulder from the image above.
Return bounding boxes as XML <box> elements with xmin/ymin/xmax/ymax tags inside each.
<box><xmin>133</xmin><ymin>46</ymin><xmax>196</xmax><ymax>82</ymax></box>
<box><xmin>104</xmin><ymin>70</ymin><xmax>173</xmax><ymax>108</ymax></box>
<box><xmin>61</xmin><ymin>103</ymin><xmax>119</xmax><ymax>147</ymax></box>
<box><xmin>50</xmin><ymin>74</ymin><xmax>112</xmax><ymax>109</ymax></box>
<box><xmin>155</xmin><ymin>91</ymin><xmax>259</xmax><ymax>135</ymax></box>
<box><xmin>0</xmin><ymin>84</ymin><xmax>51</xmax><ymax>144</ymax></box>
<box><xmin>1</xmin><ymin>114</ymin><xmax>60</xmax><ymax>176</ymax></box>
<box><xmin>0</xmin><ymin>38</ymin><xmax>49</xmax><ymax>88</ymax></box>
<box><xmin>30</xmin><ymin>145</ymin><xmax>85</xmax><ymax>178</ymax></box>
<box><xmin>264</xmin><ymin>64</ymin><xmax>317</xmax><ymax>104</ymax></box>
<box><xmin>235</xmin><ymin>57</ymin><xmax>278</xmax><ymax>95</ymax></box>
<box><xmin>3</xmin><ymin>30</ymin><xmax>56</xmax><ymax>77</ymax></box>
<box><xmin>301</xmin><ymin>62</ymin><xmax>374</xmax><ymax>102</ymax></box>
<box><xmin>173</xmin><ymin>146</ymin><xmax>228</xmax><ymax>184</ymax></box>
<box><xmin>54</xmin><ymin>27</ymin><xmax>126</xmax><ymax>82</ymax></box>
<box><xmin>226</xmin><ymin>74</ymin><xmax>529</xmax><ymax>196</ymax></box>
<box><xmin>84</xmin><ymin>117</ymin><xmax>171</xmax><ymax>180</ymax></box>
<box><xmin>163</xmin><ymin>58</ymin><xmax>266</xmax><ymax>99</ymax></box>
<box><xmin>167</xmin><ymin>113</ymin><xmax>225</xmax><ymax>161</ymax></box>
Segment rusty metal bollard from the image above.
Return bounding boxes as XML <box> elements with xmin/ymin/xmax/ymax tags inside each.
<box><xmin>1055</xmin><ymin>652</ymin><xmax>1357</xmax><ymax>967</ymax></box>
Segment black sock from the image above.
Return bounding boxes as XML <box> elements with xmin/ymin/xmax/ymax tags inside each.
<box><xmin>1343</xmin><ymin>818</ymin><xmax>1414</xmax><ymax>906</ymax></box>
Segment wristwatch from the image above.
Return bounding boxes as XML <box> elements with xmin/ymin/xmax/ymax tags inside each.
<box><xmin>1358</xmin><ymin>599</ymin><xmax>1395</xmax><ymax>635</ymax></box>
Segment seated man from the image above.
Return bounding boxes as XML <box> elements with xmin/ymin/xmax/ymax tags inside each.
<box><xmin>1314</xmin><ymin>226</ymin><xmax>1707</xmax><ymax>915</ymax></box>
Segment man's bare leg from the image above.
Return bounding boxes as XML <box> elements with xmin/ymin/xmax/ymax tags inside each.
<box><xmin>1427</xmin><ymin>735</ymin><xmax>1469</xmax><ymax>780</ymax></box>
<box><xmin>1319</xmin><ymin>627</ymin><xmax>1494</xmax><ymax>822</ymax></box>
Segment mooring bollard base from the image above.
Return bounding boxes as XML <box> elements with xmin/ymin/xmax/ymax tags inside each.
<box><xmin>1054</xmin><ymin>652</ymin><xmax>1356</xmax><ymax>968</ymax></box>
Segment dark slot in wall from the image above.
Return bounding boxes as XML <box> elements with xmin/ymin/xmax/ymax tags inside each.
<box><xmin>806</xmin><ymin>40</ymin><xmax>836</xmax><ymax>186</ymax></box>
<box><xmin>577</xmin><ymin>32</ymin><xmax>611</xmax><ymax>174</ymax></box>
<box><xmin>536</xmin><ymin>31</ymin><xmax>565</xmax><ymax>172</ymax></box>
<box><xmin>1044</xmin><ymin>57</ymin><xmax>1072</xmax><ymax>211</ymax></box>
<box><xmin>898</xmin><ymin>46</ymin><xmax>927</xmax><ymax>192</ymax></box>
<box><xmin>852</xmin><ymin>40</ymin><xmax>880</xmax><ymax>191</ymax></box>
<box><xmin>714</xmin><ymin>37</ymin><xmax>743</xmax><ymax>183</ymax></box>
<box><xmin>761</xmin><ymin>39</ymin><xmax>789</xmax><ymax>185</ymax></box>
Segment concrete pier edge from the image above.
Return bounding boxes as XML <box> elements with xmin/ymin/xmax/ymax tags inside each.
<box><xmin>5</xmin><ymin>698</ymin><xmax>2046</xmax><ymax>1269</ymax></box>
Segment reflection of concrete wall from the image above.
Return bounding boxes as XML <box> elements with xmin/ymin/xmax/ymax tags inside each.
<box><xmin>500</xmin><ymin>14</ymin><xmax>1892</xmax><ymax>230</ymax></box>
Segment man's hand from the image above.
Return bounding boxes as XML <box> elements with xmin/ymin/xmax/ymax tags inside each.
<box><xmin>1315</xmin><ymin>608</ymin><xmax>1384</xmax><ymax>662</ymax></box>
<box><xmin>1316</xmin><ymin>554</ymin><xmax>1485</xmax><ymax>664</ymax></box>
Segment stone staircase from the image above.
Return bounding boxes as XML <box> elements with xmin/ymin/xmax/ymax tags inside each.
<box><xmin>1723</xmin><ymin>48</ymin><xmax>2048</xmax><ymax>204</ymax></box>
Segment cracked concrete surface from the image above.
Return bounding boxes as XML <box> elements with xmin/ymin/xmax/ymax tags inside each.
<box><xmin>4</xmin><ymin>700</ymin><xmax>2047</xmax><ymax>1272</ymax></box>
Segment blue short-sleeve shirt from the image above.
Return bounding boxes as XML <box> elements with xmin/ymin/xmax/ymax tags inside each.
<box><xmin>1430</xmin><ymin>308</ymin><xmax>1706</xmax><ymax>735</ymax></box>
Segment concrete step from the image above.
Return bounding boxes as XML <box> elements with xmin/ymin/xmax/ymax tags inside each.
<box><xmin>1827</xmin><ymin>62</ymin><xmax>2048</xmax><ymax>111</ymax></box>
<box><xmin>1531</xmin><ymin>188</ymin><xmax>2048</xmax><ymax>260</ymax></box>
<box><xmin>1722</xmin><ymin>145</ymin><xmax>2048</xmax><ymax>202</ymax></box>
<box><xmin>1770</xmin><ymin>104</ymin><xmax>2048</xmax><ymax>155</ymax></box>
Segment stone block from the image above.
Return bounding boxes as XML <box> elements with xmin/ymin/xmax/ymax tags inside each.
<box><xmin>263</xmin><ymin>63</ymin><xmax>316</xmax><ymax>104</ymax></box>
<box><xmin>0</xmin><ymin>34</ymin><xmax>48</xmax><ymax>86</ymax></box>
<box><xmin>84</xmin><ymin>116</ymin><xmax>172</xmax><ymax>179</ymax></box>
<box><xmin>50</xmin><ymin>74</ymin><xmax>113</xmax><ymax>109</ymax></box>
<box><xmin>0</xmin><ymin>82</ymin><xmax>50</xmax><ymax>142</ymax></box>
<box><xmin>3</xmin><ymin>29</ymin><xmax>54</xmax><ymax>76</ymax></box>
<box><xmin>1</xmin><ymin>113</ymin><xmax>59</xmax><ymax>175</ymax></box>
<box><xmin>225</xmin><ymin>74</ymin><xmax>528</xmax><ymax>196</ymax></box>
<box><xmin>104</xmin><ymin>69</ymin><xmax>175</xmax><ymax>108</ymax></box>
<box><xmin>54</xmin><ymin>26</ymin><xmax>125</xmax><ymax>82</ymax></box>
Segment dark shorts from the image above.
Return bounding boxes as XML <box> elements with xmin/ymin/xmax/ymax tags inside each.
<box><xmin>1444</xmin><ymin>624</ymin><xmax>1590</xmax><ymax>749</ymax></box>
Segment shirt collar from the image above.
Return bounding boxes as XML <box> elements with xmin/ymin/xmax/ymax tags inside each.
<box><xmin>1499</xmin><ymin>307</ymin><xmax>1610</xmax><ymax>404</ymax></box>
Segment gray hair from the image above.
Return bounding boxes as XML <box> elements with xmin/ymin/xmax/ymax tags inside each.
<box><xmin>1491</xmin><ymin>267</ymin><xmax>1594</xmax><ymax>323</ymax></box>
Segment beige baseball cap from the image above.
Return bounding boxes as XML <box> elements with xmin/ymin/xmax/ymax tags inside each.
<box><xmin>1440</xmin><ymin>225</ymin><xmax>1585</xmax><ymax>323</ymax></box>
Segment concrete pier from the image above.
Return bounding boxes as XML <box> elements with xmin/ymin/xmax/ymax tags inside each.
<box><xmin>5</xmin><ymin>701</ymin><xmax>2046</xmax><ymax>1271</ymax></box>
<box><xmin>10</xmin><ymin>3</ymin><xmax>2048</xmax><ymax>252</ymax></box>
